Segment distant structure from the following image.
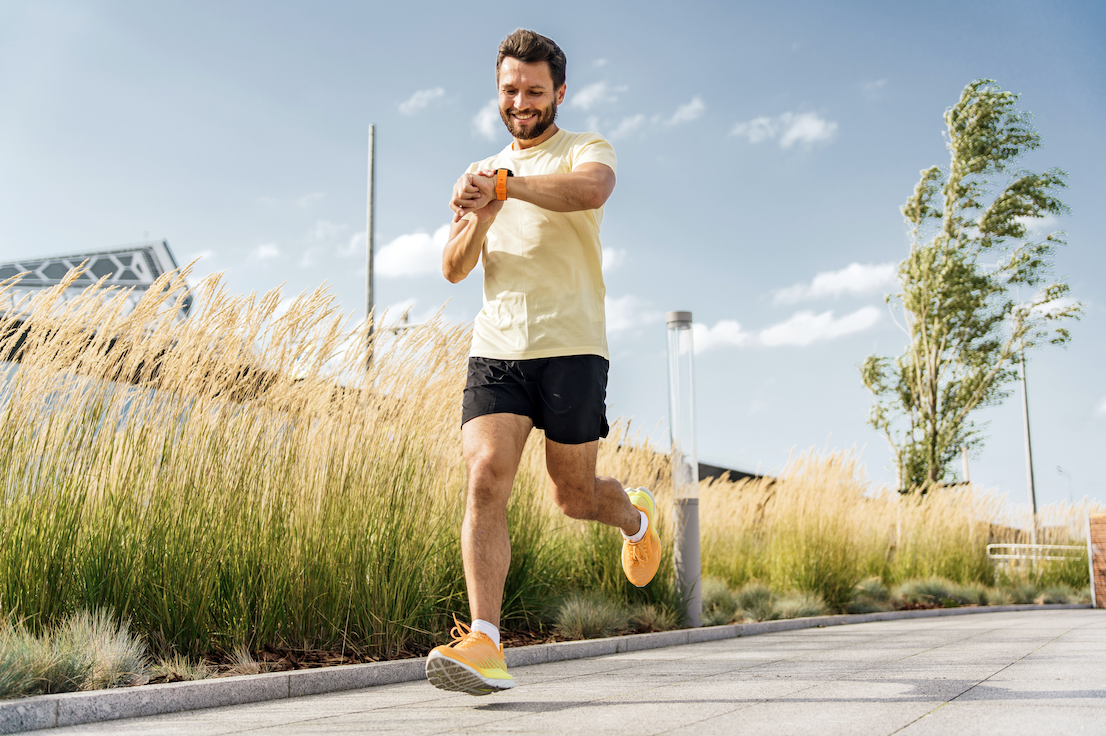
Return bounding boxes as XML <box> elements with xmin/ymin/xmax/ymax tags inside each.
<box><xmin>0</xmin><ymin>240</ymin><xmax>193</xmax><ymax>319</ymax></box>
<box><xmin>698</xmin><ymin>461</ymin><xmax>771</xmax><ymax>484</ymax></box>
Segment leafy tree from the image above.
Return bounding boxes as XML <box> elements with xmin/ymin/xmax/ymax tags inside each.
<box><xmin>861</xmin><ymin>79</ymin><xmax>1079</xmax><ymax>491</ymax></box>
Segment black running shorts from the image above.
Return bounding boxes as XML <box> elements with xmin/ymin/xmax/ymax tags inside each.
<box><xmin>461</xmin><ymin>355</ymin><xmax>610</xmax><ymax>445</ymax></box>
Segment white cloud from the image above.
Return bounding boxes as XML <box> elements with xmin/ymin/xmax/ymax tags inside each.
<box><xmin>375</xmin><ymin>224</ymin><xmax>450</xmax><ymax>278</ymax></box>
<box><xmin>609</xmin><ymin>114</ymin><xmax>645</xmax><ymax>140</ymax></box>
<box><xmin>605</xmin><ymin>294</ymin><xmax>660</xmax><ymax>333</ymax></box>
<box><xmin>863</xmin><ymin>79</ymin><xmax>887</xmax><ymax>94</ymax></box>
<box><xmin>602</xmin><ymin>248</ymin><xmax>626</xmax><ymax>272</ymax></box>
<box><xmin>759</xmin><ymin>306</ymin><xmax>881</xmax><ymax>347</ymax></box>
<box><xmin>1096</xmin><ymin>397</ymin><xmax>1106</xmax><ymax>417</ymax></box>
<box><xmin>593</xmin><ymin>58</ymin><xmax>608</xmax><ymax>68</ymax></box>
<box><xmin>693</xmin><ymin>320</ymin><xmax>751</xmax><ymax>353</ymax></box>
<box><xmin>256</xmin><ymin>196</ymin><xmax>277</xmax><ymax>208</ymax></box>
<box><xmin>730</xmin><ymin>111</ymin><xmax>837</xmax><ymax>148</ymax></box>
<box><xmin>774</xmin><ymin>262</ymin><xmax>897</xmax><ymax>305</ymax></box>
<box><xmin>1030</xmin><ymin>296</ymin><xmax>1079</xmax><ymax>319</ymax></box>
<box><xmin>312</xmin><ymin>220</ymin><xmax>347</xmax><ymax>241</ymax></box>
<box><xmin>570</xmin><ymin>81</ymin><xmax>624</xmax><ymax>111</ymax></box>
<box><xmin>730</xmin><ymin>116</ymin><xmax>776</xmax><ymax>143</ymax></box>
<box><xmin>251</xmin><ymin>243</ymin><xmax>281</xmax><ymax>261</ymax></box>
<box><xmin>399</xmin><ymin>87</ymin><xmax>445</xmax><ymax>115</ymax></box>
<box><xmin>1015</xmin><ymin>214</ymin><xmax>1060</xmax><ymax>236</ymax></box>
<box><xmin>339</xmin><ymin>231</ymin><xmax>366</xmax><ymax>258</ymax></box>
<box><xmin>663</xmin><ymin>96</ymin><xmax>705</xmax><ymax>126</ymax></box>
<box><xmin>472</xmin><ymin>100</ymin><xmax>500</xmax><ymax>141</ymax></box>
<box><xmin>296</xmin><ymin>192</ymin><xmax>324</xmax><ymax>208</ymax></box>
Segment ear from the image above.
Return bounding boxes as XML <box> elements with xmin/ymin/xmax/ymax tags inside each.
<box><xmin>556</xmin><ymin>84</ymin><xmax>567</xmax><ymax>106</ymax></box>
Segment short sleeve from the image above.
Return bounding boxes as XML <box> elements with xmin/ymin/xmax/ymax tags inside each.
<box><xmin>572</xmin><ymin>133</ymin><xmax>616</xmax><ymax>174</ymax></box>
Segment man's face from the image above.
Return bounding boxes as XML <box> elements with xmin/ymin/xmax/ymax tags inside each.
<box><xmin>497</xmin><ymin>57</ymin><xmax>565</xmax><ymax>141</ymax></box>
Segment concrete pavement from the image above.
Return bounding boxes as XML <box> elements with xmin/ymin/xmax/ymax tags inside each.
<box><xmin>29</xmin><ymin>609</ymin><xmax>1106</xmax><ymax>735</ymax></box>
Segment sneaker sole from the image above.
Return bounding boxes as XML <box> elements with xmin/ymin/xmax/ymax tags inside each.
<box><xmin>425</xmin><ymin>651</ymin><xmax>515</xmax><ymax>696</ymax></box>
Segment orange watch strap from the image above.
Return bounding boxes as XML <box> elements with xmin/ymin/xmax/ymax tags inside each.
<box><xmin>496</xmin><ymin>169</ymin><xmax>509</xmax><ymax>201</ymax></box>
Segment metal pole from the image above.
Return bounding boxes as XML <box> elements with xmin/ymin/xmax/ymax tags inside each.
<box><xmin>666</xmin><ymin>311</ymin><xmax>701</xmax><ymax>628</ymax></box>
<box><xmin>1087</xmin><ymin>515</ymin><xmax>1097</xmax><ymax>609</ymax></box>
<box><xmin>365</xmin><ymin>124</ymin><xmax>376</xmax><ymax>370</ymax></box>
<box><xmin>1019</xmin><ymin>343</ymin><xmax>1037</xmax><ymax>546</ymax></box>
<box><xmin>961</xmin><ymin>446</ymin><xmax>970</xmax><ymax>485</ymax></box>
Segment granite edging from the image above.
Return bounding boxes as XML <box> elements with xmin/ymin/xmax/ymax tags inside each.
<box><xmin>0</xmin><ymin>602</ymin><xmax>1093</xmax><ymax>734</ymax></box>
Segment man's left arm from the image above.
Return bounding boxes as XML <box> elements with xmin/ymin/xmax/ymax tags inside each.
<box><xmin>469</xmin><ymin>163</ymin><xmax>616</xmax><ymax>213</ymax></box>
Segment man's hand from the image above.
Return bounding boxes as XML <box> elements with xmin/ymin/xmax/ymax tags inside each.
<box><xmin>451</xmin><ymin>170</ymin><xmax>500</xmax><ymax>222</ymax></box>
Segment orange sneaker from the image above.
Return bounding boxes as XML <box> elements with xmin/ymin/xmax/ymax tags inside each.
<box><xmin>622</xmin><ymin>487</ymin><xmax>661</xmax><ymax>587</ymax></box>
<box><xmin>425</xmin><ymin>618</ymin><xmax>514</xmax><ymax>696</ymax></box>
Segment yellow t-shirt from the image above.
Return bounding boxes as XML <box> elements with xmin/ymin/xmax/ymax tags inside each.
<box><xmin>466</xmin><ymin>129</ymin><xmax>616</xmax><ymax>361</ymax></box>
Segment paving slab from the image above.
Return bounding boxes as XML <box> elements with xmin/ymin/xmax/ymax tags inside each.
<box><xmin>10</xmin><ymin>608</ymin><xmax>1104</xmax><ymax>735</ymax></box>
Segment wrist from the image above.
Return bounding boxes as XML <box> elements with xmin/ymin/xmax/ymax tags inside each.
<box><xmin>495</xmin><ymin>168</ymin><xmax>514</xmax><ymax>201</ymax></box>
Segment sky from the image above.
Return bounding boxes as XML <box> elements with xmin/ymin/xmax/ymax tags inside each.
<box><xmin>2</xmin><ymin>0</ymin><xmax>1104</xmax><ymax>512</ymax></box>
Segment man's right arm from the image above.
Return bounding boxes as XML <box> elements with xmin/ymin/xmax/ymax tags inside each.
<box><xmin>443</xmin><ymin>169</ymin><xmax>503</xmax><ymax>283</ymax></box>
<box><xmin>442</xmin><ymin>212</ymin><xmax>492</xmax><ymax>283</ymax></box>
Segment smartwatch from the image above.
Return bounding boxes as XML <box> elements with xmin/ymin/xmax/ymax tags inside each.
<box><xmin>495</xmin><ymin>168</ymin><xmax>514</xmax><ymax>201</ymax></box>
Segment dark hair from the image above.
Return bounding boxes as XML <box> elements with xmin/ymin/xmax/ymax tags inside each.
<box><xmin>496</xmin><ymin>29</ymin><xmax>566</xmax><ymax>90</ymax></box>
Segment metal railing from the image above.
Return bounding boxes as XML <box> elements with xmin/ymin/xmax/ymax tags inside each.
<box><xmin>986</xmin><ymin>543</ymin><xmax>1085</xmax><ymax>562</ymax></box>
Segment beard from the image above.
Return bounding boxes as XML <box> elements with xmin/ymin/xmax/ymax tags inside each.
<box><xmin>500</xmin><ymin>99</ymin><xmax>558</xmax><ymax>140</ymax></box>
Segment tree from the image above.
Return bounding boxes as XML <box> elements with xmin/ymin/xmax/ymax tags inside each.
<box><xmin>861</xmin><ymin>79</ymin><xmax>1079</xmax><ymax>492</ymax></box>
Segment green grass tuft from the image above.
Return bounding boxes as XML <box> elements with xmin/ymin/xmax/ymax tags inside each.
<box><xmin>553</xmin><ymin>591</ymin><xmax>628</xmax><ymax>640</ymax></box>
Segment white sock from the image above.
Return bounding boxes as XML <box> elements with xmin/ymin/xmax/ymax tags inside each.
<box><xmin>472</xmin><ymin>618</ymin><xmax>500</xmax><ymax>647</ymax></box>
<box><xmin>622</xmin><ymin>508</ymin><xmax>649</xmax><ymax>544</ymax></box>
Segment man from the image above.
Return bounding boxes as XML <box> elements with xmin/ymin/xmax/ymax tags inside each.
<box><xmin>424</xmin><ymin>29</ymin><xmax>661</xmax><ymax>696</ymax></box>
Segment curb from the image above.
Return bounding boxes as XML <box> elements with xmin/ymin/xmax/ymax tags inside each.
<box><xmin>1</xmin><ymin>603</ymin><xmax>1093</xmax><ymax>734</ymax></box>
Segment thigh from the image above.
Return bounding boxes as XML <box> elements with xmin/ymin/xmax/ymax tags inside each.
<box><xmin>545</xmin><ymin>437</ymin><xmax>599</xmax><ymax>495</ymax></box>
<box><xmin>536</xmin><ymin>355</ymin><xmax>610</xmax><ymax>445</ymax></box>
<box><xmin>462</xmin><ymin>413</ymin><xmax>534</xmax><ymax>490</ymax></box>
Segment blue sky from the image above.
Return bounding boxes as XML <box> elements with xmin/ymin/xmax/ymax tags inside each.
<box><xmin>2</xmin><ymin>0</ymin><xmax>1104</xmax><ymax>510</ymax></box>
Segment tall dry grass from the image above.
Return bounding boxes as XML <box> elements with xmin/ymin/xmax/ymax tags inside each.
<box><xmin>0</xmin><ymin>267</ymin><xmax>1096</xmax><ymax>669</ymax></box>
<box><xmin>699</xmin><ymin>451</ymin><xmax>1100</xmax><ymax>610</ymax></box>
<box><xmin>0</xmin><ymin>269</ymin><xmax>677</xmax><ymax>660</ymax></box>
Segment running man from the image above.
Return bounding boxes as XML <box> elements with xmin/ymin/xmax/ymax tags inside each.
<box><xmin>424</xmin><ymin>29</ymin><xmax>661</xmax><ymax>696</ymax></box>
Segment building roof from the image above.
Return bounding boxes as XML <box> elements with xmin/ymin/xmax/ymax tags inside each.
<box><xmin>0</xmin><ymin>240</ymin><xmax>192</xmax><ymax>317</ymax></box>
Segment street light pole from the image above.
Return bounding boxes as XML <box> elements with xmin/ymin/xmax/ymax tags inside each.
<box><xmin>365</xmin><ymin>124</ymin><xmax>376</xmax><ymax>370</ymax></box>
<box><xmin>1019</xmin><ymin>342</ymin><xmax>1037</xmax><ymax>545</ymax></box>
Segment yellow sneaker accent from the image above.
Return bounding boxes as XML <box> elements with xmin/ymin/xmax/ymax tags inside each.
<box><xmin>425</xmin><ymin>617</ymin><xmax>515</xmax><ymax>696</ymax></box>
<box><xmin>623</xmin><ymin>487</ymin><xmax>661</xmax><ymax>587</ymax></box>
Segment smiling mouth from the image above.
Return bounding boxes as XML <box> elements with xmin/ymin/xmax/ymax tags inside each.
<box><xmin>510</xmin><ymin>110</ymin><xmax>538</xmax><ymax>122</ymax></box>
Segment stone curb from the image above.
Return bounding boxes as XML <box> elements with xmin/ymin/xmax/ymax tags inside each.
<box><xmin>1</xmin><ymin>603</ymin><xmax>1092</xmax><ymax>734</ymax></box>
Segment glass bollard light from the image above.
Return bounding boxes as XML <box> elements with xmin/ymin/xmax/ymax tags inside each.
<box><xmin>666</xmin><ymin>311</ymin><xmax>702</xmax><ymax>627</ymax></box>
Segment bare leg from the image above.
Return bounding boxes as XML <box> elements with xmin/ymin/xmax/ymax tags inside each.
<box><xmin>545</xmin><ymin>438</ymin><xmax>642</xmax><ymax>536</ymax></box>
<box><xmin>461</xmin><ymin>413</ymin><xmax>533</xmax><ymax>629</ymax></box>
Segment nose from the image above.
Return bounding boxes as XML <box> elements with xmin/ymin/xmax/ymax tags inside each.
<box><xmin>513</xmin><ymin>91</ymin><xmax>533</xmax><ymax>111</ymax></box>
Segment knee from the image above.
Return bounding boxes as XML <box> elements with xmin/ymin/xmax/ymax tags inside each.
<box><xmin>466</xmin><ymin>454</ymin><xmax>513</xmax><ymax>510</ymax></box>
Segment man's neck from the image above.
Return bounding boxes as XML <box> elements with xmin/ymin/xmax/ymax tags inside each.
<box><xmin>512</xmin><ymin>124</ymin><xmax>559</xmax><ymax>151</ymax></box>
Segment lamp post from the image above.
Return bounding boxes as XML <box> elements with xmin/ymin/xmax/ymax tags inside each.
<box><xmin>666</xmin><ymin>311</ymin><xmax>701</xmax><ymax>627</ymax></box>
<box><xmin>365</xmin><ymin>124</ymin><xmax>376</xmax><ymax>370</ymax></box>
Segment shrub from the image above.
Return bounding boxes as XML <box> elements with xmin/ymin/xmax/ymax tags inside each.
<box><xmin>553</xmin><ymin>592</ymin><xmax>628</xmax><ymax>640</ymax></box>
<box><xmin>846</xmin><ymin>577</ymin><xmax>893</xmax><ymax>614</ymax></box>
<box><xmin>1034</xmin><ymin>585</ymin><xmax>1076</xmax><ymax>604</ymax></box>
<box><xmin>701</xmin><ymin>578</ymin><xmax>738</xmax><ymax>626</ymax></box>
<box><xmin>735</xmin><ymin>583</ymin><xmax>777</xmax><ymax>622</ymax></box>
<box><xmin>1007</xmin><ymin>582</ymin><xmax>1041</xmax><ymax>604</ymax></box>
<box><xmin>0</xmin><ymin>610</ymin><xmax>147</xmax><ymax>699</ymax></box>
<box><xmin>775</xmin><ymin>591</ymin><xmax>829</xmax><ymax>619</ymax></box>
<box><xmin>627</xmin><ymin>603</ymin><xmax>678</xmax><ymax>633</ymax></box>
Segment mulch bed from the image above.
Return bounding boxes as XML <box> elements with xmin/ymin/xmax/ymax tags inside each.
<box><xmin>145</xmin><ymin>629</ymin><xmax>576</xmax><ymax>684</ymax></box>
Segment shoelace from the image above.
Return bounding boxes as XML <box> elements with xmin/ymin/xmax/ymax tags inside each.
<box><xmin>628</xmin><ymin>539</ymin><xmax>650</xmax><ymax>565</ymax></box>
<box><xmin>448</xmin><ymin>615</ymin><xmax>475</xmax><ymax>646</ymax></box>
